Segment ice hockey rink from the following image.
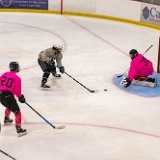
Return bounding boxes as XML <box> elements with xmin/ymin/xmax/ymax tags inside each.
<box><xmin>0</xmin><ymin>12</ymin><xmax>160</xmax><ymax>160</ymax></box>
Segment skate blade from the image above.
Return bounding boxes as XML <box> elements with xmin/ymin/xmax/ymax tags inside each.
<box><xmin>40</xmin><ymin>87</ymin><xmax>51</xmax><ymax>90</ymax></box>
<box><xmin>3</xmin><ymin>122</ymin><xmax>13</xmax><ymax>126</ymax></box>
<box><xmin>53</xmin><ymin>76</ymin><xmax>62</xmax><ymax>79</ymax></box>
<box><xmin>18</xmin><ymin>132</ymin><xmax>27</xmax><ymax>137</ymax></box>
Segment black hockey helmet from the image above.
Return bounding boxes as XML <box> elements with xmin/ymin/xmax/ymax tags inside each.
<box><xmin>9</xmin><ymin>61</ymin><xmax>20</xmax><ymax>73</ymax></box>
<box><xmin>129</xmin><ymin>49</ymin><xmax>138</xmax><ymax>60</ymax></box>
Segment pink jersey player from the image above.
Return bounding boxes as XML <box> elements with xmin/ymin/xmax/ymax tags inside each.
<box><xmin>0</xmin><ymin>71</ymin><xmax>22</xmax><ymax>98</ymax></box>
<box><xmin>0</xmin><ymin>62</ymin><xmax>27</xmax><ymax>137</ymax></box>
<box><xmin>121</xmin><ymin>49</ymin><xmax>155</xmax><ymax>88</ymax></box>
<box><xmin>128</xmin><ymin>53</ymin><xmax>153</xmax><ymax>81</ymax></box>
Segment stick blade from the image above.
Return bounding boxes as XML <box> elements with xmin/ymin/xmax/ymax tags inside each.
<box><xmin>55</xmin><ymin>125</ymin><xmax>65</xmax><ymax>129</ymax></box>
<box><xmin>90</xmin><ymin>90</ymin><xmax>99</xmax><ymax>93</ymax></box>
<box><xmin>117</xmin><ymin>75</ymin><xmax>123</xmax><ymax>78</ymax></box>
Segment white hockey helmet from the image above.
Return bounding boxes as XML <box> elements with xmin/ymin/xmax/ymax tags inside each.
<box><xmin>52</xmin><ymin>44</ymin><xmax>63</xmax><ymax>53</ymax></box>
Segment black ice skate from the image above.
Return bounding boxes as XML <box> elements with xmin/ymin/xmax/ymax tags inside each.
<box><xmin>16</xmin><ymin>125</ymin><xmax>27</xmax><ymax>137</ymax></box>
<box><xmin>4</xmin><ymin>116</ymin><xmax>13</xmax><ymax>126</ymax></box>
<box><xmin>41</xmin><ymin>82</ymin><xmax>50</xmax><ymax>88</ymax></box>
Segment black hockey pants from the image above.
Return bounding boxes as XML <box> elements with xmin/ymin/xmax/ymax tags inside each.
<box><xmin>0</xmin><ymin>90</ymin><xmax>20</xmax><ymax>114</ymax></box>
<box><xmin>38</xmin><ymin>59</ymin><xmax>56</xmax><ymax>83</ymax></box>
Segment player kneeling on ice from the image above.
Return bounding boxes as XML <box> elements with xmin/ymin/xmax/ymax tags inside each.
<box><xmin>38</xmin><ymin>44</ymin><xmax>65</xmax><ymax>88</ymax></box>
<box><xmin>0</xmin><ymin>62</ymin><xmax>27</xmax><ymax>137</ymax></box>
<box><xmin>121</xmin><ymin>49</ymin><xmax>156</xmax><ymax>88</ymax></box>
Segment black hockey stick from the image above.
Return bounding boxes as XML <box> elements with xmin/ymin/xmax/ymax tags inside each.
<box><xmin>64</xmin><ymin>71</ymin><xmax>99</xmax><ymax>93</ymax></box>
<box><xmin>25</xmin><ymin>102</ymin><xmax>65</xmax><ymax>129</ymax></box>
<box><xmin>0</xmin><ymin>149</ymin><xmax>17</xmax><ymax>160</ymax></box>
<box><xmin>117</xmin><ymin>45</ymin><xmax>153</xmax><ymax>78</ymax></box>
<box><xmin>56</xmin><ymin>66</ymin><xmax>98</xmax><ymax>93</ymax></box>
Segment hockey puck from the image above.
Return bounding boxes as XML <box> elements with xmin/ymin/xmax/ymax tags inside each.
<box><xmin>104</xmin><ymin>89</ymin><xmax>107</xmax><ymax>91</ymax></box>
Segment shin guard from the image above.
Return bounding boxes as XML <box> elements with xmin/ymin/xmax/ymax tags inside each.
<box><xmin>15</xmin><ymin>112</ymin><xmax>22</xmax><ymax>127</ymax></box>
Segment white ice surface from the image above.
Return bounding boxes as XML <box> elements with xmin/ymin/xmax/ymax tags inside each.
<box><xmin>0</xmin><ymin>12</ymin><xmax>160</xmax><ymax>160</ymax></box>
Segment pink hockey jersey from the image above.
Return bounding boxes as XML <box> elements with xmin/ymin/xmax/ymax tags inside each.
<box><xmin>0</xmin><ymin>71</ymin><xmax>22</xmax><ymax>98</ymax></box>
<box><xmin>128</xmin><ymin>53</ymin><xmax>154</xmax><ymax>81</ymax></box>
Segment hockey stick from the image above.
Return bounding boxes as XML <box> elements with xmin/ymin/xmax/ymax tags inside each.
<box><xmin>117</xmin><ymin>45</ymin><xmax>153</xmax><ymax>78</ymax></box>
<box><xmin>25</xmin><ymin>102</ymin><xmax>65</xmax><ymax>129</ymax></box>
<box><xmin>0</xmin><ymin>149</ymin><xmax>17</xmax><ymax>160</ymax></box>
<box><xmin>64</xmin><ymin>71</ymin><xmax>99</xmax><ymax>93</ymax></box>
<box><xmin>56</xmin><ymin>66</ymin><xmax>98</xmax><ymax>93</ymax></box>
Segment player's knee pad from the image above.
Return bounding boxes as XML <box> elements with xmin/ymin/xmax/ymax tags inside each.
<box><xmin>15</xmin><ymin>111</ymin><xmax>21</xmax><ymax>115</ymax></box>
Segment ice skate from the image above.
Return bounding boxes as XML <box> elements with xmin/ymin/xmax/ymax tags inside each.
<box><xmin>52</xmin><ymin>71</ymin><xmax>61</xmax><ymax>78</ymax></box>
<box><xmin>41</xmin><ymin>82</ymin><xmax>50</xmax><ymax>88</ymax></box>
<box><xmin>4</xmin><ymin>116</ymin><xmax>13</xmax><ymax>126</ymax></box>
<box><xmin>16</xmin><ymin>125</ymin><xmax>27</xmax><ymax>137</ymax></box>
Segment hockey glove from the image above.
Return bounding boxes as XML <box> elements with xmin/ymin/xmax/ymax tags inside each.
<box><xmin>120</xmin><ymin>78</ymin><xmax>131</xmax><ymax>88</ymax></box>
<box><xmin>18</xmin><ymin>94</ymin><xmax>26</xmax><ymax>103</ymax></box>
<box><xmin>59</xmin><ymin>66</ymin><xmax>65</xmax><ymax>73</ymax></box>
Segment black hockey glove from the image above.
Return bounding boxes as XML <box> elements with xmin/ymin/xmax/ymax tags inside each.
<box><xmin>120</xmin><ymin>78</ymin><xmax>131</xmax><ymax>88</ymax></box>
<box><xmin>59</xmin><ymin>66</ymin><xmax>65</xmax><ymax>73</ymax></box>
<box><xmin>18</xmin><ymin>94</ymin><xmax>26</xmax><ymax>103</ymax></box>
